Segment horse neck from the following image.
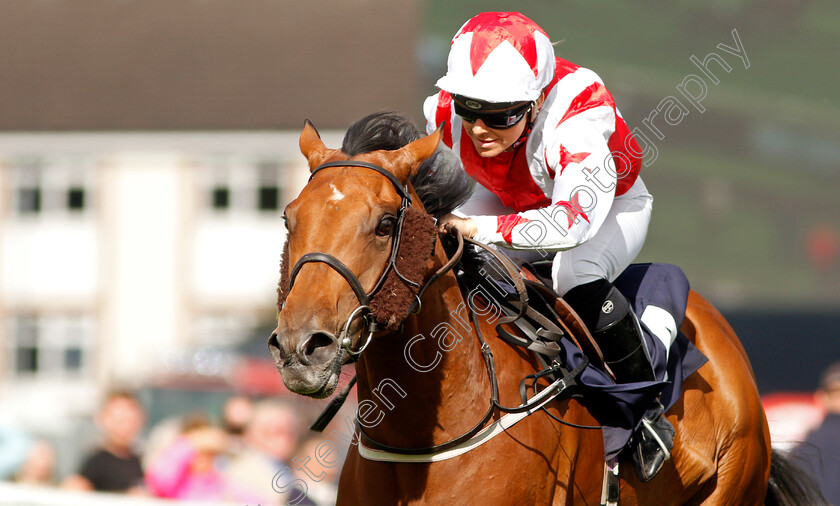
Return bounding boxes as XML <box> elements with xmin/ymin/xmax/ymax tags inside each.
<box><xmin>353</xmin><ymin>243</ymin><xmax>497</xmax><ymax>449</ymax></box>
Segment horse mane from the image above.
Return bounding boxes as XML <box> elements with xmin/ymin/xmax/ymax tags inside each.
<box><xmin>341</xmin><ymin>110</ymin><xmax>490</xmax><ymax>279</ymax></box>
<box><xmin>278</xmin><ymin>111</ymin><xmax>483</xmax><ymax>314</ymax></box>
<box><xmin>341</xmin><ymin>111</ymin><xmax>474</xmax><ymax>219</ymax></box>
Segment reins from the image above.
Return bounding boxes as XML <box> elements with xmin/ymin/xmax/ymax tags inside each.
<box><xmin>294</xmin><ymin>159</ymin><xmax>596</xmax><ymax>450</ymax></box>
<box><xmin>356</xmin><ymin>236</ymin><xmax>596</xmax><ymax>459</ymax></box>
<box><xmin>307</xmin><ymin>231</ymin><xmax>464</xmax><ymax>433</ymax></box>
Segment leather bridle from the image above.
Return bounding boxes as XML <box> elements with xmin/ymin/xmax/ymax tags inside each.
<box><xmin>287</xmin><ymin>160</ymin><xmax>453</xmax><ymax>356</ymax></box>
<box><xmin>290</xmin><ymin>159</ymin><xmax>593</xmax><ymax>451</ymax></box>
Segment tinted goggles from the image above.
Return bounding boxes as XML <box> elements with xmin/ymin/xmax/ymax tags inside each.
<box><xmin>452</xmin><ymin>97</ymin><xmax>533</xmax><ymax>129</ymax></box>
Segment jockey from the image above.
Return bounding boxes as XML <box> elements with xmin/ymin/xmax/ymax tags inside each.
<box><xmin>424</xmin><ymin>11</ymin><xmax>674</xmax><ymax>481</ymax></box>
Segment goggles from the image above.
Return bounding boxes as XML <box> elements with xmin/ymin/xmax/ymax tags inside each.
<box><xmin>452</xmin><ymin>96</ymin><xmax>533</xmax><ymax>129</ymax></box>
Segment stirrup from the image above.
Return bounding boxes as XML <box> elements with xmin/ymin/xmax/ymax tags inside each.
<box><xmin>631</xmin><ymin>403</ymin><xmax>675</xmax><ymax>482</ymax></box>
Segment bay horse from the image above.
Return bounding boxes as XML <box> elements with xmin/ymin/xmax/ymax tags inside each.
<box><xmin>270</xmin><ymin>113</ymin><xmax>821</xmax><ymax>505</ymax></box>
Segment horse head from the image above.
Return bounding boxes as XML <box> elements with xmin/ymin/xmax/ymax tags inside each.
<box><xmin>269</xmin><ymin>120</ymin><xmax>442</xmax><ymax>398</ymax></box>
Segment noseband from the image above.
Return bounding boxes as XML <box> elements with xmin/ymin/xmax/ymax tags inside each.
<box><xmin>286</xmin><ymin>160</ymin><xmax>423</xmax><ymax>355</ymax></box>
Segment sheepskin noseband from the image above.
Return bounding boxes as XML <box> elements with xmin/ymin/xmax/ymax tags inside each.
<box><xmin>369</xmin><ymin>207</ymin><xmax>437</xmax><ymax>330</ymax></box>
<box><xmin>277</xmin><ymin>207</ymin><xmax>437</xmax><ymax>332</ymax></box>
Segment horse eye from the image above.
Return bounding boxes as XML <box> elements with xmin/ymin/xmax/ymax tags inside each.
<box><xmin>376</xmin><ymin>216</ymin><xmax>396</xmax><ymax>236</ymax></box>
<box><xmin>282</xmin><ymin>215</ymin><xmax>290</xmax><ymax>230</ymax></box>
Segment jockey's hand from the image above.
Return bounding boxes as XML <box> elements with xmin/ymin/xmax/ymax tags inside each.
<box><xmin>438</xmin><ymin>213</ymin><xmax>478</xmax><ymax>238</ymax></box>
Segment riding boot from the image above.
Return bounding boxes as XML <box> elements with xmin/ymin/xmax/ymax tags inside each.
<box><xmin>564</xmin><ymin>279</ymin><xmax>675</xmax><ymax>482</ymax></box>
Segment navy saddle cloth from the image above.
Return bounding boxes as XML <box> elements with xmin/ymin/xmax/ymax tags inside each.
<box><xmin>466</xmin><ymin>256</ymin><xmax>708</xmax><ymax>460</ymax></box>
<box><xmin>551</xmin><ymin>262</ymin><xmax>708</xmax><ymax>460</ymax></box>
<box><xmin>493</xmin><ymin>261</ymin><xmax>708</xmax><ymax>460</ymax></box>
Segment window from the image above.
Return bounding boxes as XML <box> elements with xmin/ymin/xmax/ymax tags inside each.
<box><xmin>7</xmin><ymin>314</ymin><xmax>95</xmax><ymax>378</ymax></box>
<box><xmin>13</xmin><ymin>316</ymin><xmax>38</xmax><ymax>373</ymax></box>
<box><xmin>15</xmin><ymin>160</ymin><xmax>42</xmax><ymax>214</ymax></box>
<box><xmin>257</xmin><ymin>161</ymin><xmax>281</xmax><ymax>211</ymax></box>
<box><xmin>203</xmin><ymin>156</ymin><xmax>286</xmax><ymax>213</ymax></box>
<box><xmin>67</xmin><ymin>187</ymin><xmax>86</xmax><ymax>211</ymax></box>
<box><xmin>64</xmin><ymin>347</ymin><xmax>83</xmax><ymax>371</ymax></box>
<box><xmin>212</xmin><ymin>187</ymin><xmax>230</xmax><ymax>210</ymax></box>
<box><xmin>17</xmin><ymin>187</ymin><xmax>41</xmax><ymax>214</ymax></box>
<box><xmin>11</xmin><ymin>157</ymin><xmax>95</xmax><ymax>216</ymax></box>
<box><xmin>258</xmin><ymin>186</ymin><xmax>279</xmax><ymax>211</ymax></box>
<box><xmin>15</xmin><ymin>347</ymin><xmax>39</xmax><ymax>373</ymax></box>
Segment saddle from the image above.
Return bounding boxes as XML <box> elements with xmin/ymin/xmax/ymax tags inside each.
<box><xmin>515</xmin><ymin>259</ymin><xmax>614</xmax><ymax>376</ymax></box>
<box><xmin>456</xmin><ymin>239</ymin><xmax>708</xmax><ymax>463</ymax></box>
<box><xmin>312</xmin><ymin>234</ymin><xmax>705</xmax><ymax>465</ymax></box>
<box><xmin>457</xmin><ymin>241</ymin><xmax>614</xmax><ymax>380</ymax></box>
<box><xmin>308</xmin><ymin>238</ymin><xmax>608</xmax><ymax>432</ymax></box>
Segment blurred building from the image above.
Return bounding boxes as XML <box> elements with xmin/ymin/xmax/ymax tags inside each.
<box><xmin>0</xmin><ymin>131</ymin><xmax>343</xmax><ymax>431</ymax></box>
<box><xmin>0</xmin><ymin>0</ymin><xmax>419</xmax><ymax>435</ymax></box>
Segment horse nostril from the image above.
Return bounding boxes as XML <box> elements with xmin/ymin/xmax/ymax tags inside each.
<box><xmin>267</xmin><ymin>332</ymin><xmax>287</xmax><ymax>363</ymax></box>
<box><xmin>305</xmin><ymin>332</ymin><xmax>335</xmax><ymax>356</ymax></box>
<box><xmin>298</xmin><ymin>331</ymin><xmax>336</xmax><ymax>364</ymax></box>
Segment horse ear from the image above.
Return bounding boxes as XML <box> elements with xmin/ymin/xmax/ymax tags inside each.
<box><xmin>299</xmin><ymin>120</ymin><xmax>342</xmax><ymax>172</ymax></box>
<box><xmin>393</xmin><ymin>123</ymin><xmax>444</xmax><ymax>182</ymax></box>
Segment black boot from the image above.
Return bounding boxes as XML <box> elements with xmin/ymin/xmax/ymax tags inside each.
<box><xmin>565</xmin><ymin>279</ymin><xmax>675</xmax><ymax>482</ymax></box>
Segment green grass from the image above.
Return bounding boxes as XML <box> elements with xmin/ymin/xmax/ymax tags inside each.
<box><xmin>638</xmin><ymin>147</ymin><xmax>839</xmax><ymax>307</ymax></box>
<box><xmin>424</xmin><ymin>0</ymin><xmax>840</xmax><ymax>111</ymax></box>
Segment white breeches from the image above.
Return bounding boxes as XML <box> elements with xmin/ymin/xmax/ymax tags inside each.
<box><xmin>551</xmin><ymin>177</ymin><xmax>653</xmax><ymax>296</ymax></box>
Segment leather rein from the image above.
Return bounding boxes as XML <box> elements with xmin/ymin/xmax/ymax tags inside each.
<box><xmin>356</xmin><ymin>235</ymin><xmax>589</xmax><ymax>458</ymax></box>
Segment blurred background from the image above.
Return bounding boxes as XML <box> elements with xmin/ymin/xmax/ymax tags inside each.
<box><xmin>0</xmin><ymin>0</ymin><xmax>838</xmax><ymax>503</ymax></box>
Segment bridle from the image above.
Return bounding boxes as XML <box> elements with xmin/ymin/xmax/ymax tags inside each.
<box><xmin>287</xmin><ymin>159</ymin><xmax>595</xmax><ymax>455</ymax></box>
<box><xmin>286</xmin><ymin>160</ymin><xmax>458</xmax><ymax>356</ymax></box>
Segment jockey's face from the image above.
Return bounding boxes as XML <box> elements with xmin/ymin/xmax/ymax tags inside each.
<box><xmin>459</xmin><ymin>93</ymin><xmax>544</xmax><ymax>158</ymax></box>
<box><xmin>462</xmin><ymin>115</ymin><xmax>528</xmax><ymax>157</ymax></box>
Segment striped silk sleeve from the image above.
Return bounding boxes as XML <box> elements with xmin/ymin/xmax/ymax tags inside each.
<box><xmin>472</xmin><ymin>104</ymin><xmax>619</xmax><ymax>251</ymax></box>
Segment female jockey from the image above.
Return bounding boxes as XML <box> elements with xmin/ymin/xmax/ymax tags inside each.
<box><xmin>424</xmin><ymin>11</ymin><xmax>673</xmax><ymax>481</ymax></box>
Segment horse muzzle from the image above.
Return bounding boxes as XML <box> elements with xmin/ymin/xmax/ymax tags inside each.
<box><xmin>268</xmin><ymin>328</ymin><xmax>342</xmax><ymax>398</ymax></box>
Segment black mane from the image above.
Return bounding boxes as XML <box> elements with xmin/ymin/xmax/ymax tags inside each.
<box><xmin>341</xmin><ymin>111</ymin><xmax>495</xmax><ymax>276</ymax></box>
<box><xmin>341</xmin><ymin>111</ymin><xmax>473</xmax><ymax>219</ymax></box>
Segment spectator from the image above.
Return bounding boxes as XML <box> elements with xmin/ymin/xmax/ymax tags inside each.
<box><xmin>62</xmin><ymin>390</ymin><xmax>146</xmax><ymax>494</ymax></box>
<box><xmin>227</xmin><ymin>400</ymin><xmax>313</xmax><ymax>505</ymax></box>
<box><xmin>15</xmin><ymin>439</ymin><xmax>57</xmax><ymax>487</ymax></box>
<box><xmin>222</xmin><ymin>395</ymin><xmax>254</xmax><ymax>454</ymax></box>
<box><xmin>146</xmin><ymin>412</ymin><xmax>254</xmax><ymax>502</ymax></box>
<box><xmin>792</xmin><ymin>361</ymin><xmax>840</xmax><ymax>505</ymax></box>
<box><xmin>142</xmin><ymin>415</ymin><xmax>184</xmax><ymax>471</ymax></box>
<box><xmin>0</xmin><ymin>422</ymin><xmax>31</xmax><ymax>481</ymax></box>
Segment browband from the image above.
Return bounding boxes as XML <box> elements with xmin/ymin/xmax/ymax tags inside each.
<box><xmin>311</xmin><ymin>161</ymin><xmax>411</xmax><ymax>203</ymax></box>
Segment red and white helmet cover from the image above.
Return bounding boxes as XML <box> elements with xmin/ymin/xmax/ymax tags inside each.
<box><xmin>436</xmin><ymin>12</ymin><xmax>556</xmax><ymax>103</ymax></box>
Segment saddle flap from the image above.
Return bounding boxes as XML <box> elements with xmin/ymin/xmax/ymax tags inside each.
<box><xmin>517</xmin><ymin>264</ymin><xmax>612</xmax><ymax>376</ymax></box>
